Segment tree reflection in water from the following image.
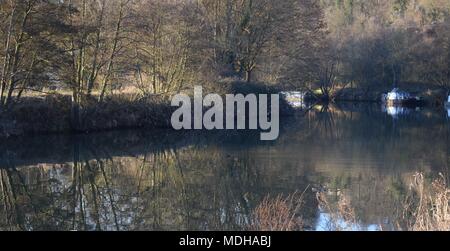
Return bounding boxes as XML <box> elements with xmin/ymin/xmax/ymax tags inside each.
<box><xmin>0</xmin><ymin>104</ymin><xmax>449</xmax><ymax>231</ymax></box>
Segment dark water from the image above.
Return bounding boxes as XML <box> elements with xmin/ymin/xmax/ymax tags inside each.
<box><xmin>0</xmin><ymin>103</ymin><xmax>449</xmax><ymax>231</ymax></box>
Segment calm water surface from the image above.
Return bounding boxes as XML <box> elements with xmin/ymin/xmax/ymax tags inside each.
<box><xmin>1</xmin><ymin>103</ymin><xmax>449</xmax><ymax>230</ymax></box>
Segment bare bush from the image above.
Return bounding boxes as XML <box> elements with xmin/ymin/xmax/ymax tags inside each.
<box><xmin>249</xmin><ymin>191</ymin><xmax>306</xmax><ymax>231</ymax></box>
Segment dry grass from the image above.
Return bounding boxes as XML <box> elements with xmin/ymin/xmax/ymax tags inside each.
<box><xmin>0</xmin><ymin>94</ymin><xmax>173</xmax><ymax>137</ymax></box>
<box><xmin>316</xmin><ymin>191</ymin><xmax>358</xmax><ymax>231</ymax></box>
<box><xmin>316</xmin><ymin>172</ymin><xmax>450</xmax><ymax>231</ymax></box>
<box><xmin>249</xmin><ymin>172</ymin><xmax>449</xmax><ymax>231</ymax></box>
<box><xmin>400</xmin><ymin>173</ymin><xmax>450</xmax><ymax>231</ymax></box>
<box><xmin>249</xmin><ymin>190</ymin><xmax>306</xmax><ymax>231</ymax></box>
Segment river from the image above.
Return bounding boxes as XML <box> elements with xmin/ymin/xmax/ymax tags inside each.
<box><xmin>0</xmin><ymin>103</ymin><xmax>449</xmax><ymax>230</ymax></box>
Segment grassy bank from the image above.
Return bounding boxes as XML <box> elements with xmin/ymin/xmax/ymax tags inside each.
<box><xmin>0</xmin><ymin>94</ymin><xmax>174</xmax><ymax>138</ymax></box>
<box><xmin>1</xmin><ymin>80</ymin><xmax>446</xmax><ymax>138</ymax></box>
<box><xmin>0</xmin><ymin>81</ymin><xmax>285</xmax><ymax>138</ymax></box>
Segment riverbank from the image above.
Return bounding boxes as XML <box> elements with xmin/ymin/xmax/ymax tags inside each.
<box><xmin>0</xmin><ymin>94</ymin><xmax>174</xmax><ymax>138</ymax></box>
<box><xmin>0</xmin><ymin>81</ymin><xmax>289</xmax><ymax>138</ymax></box>
<box><xmin>333</xmin><ymin>84</ymin><xmax>448</xmax><ymax>107</ymax></box>
<box><xmin>0</xmin><ymin>80</ymin><xmax>447</xmax><ymax>138</ymax></box>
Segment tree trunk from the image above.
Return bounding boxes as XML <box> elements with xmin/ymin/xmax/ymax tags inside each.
<box><xmin>87</xmin><ymin>0</ymin><xmax>106</xmax><ymax>96</ymax></box>
<box><xmin>3</xmin><ymin>1</ymin><xmax>33</xmax><ymax>107</ymax></box>
<box><xmin>0</xmin><ymin>4</ymin><xmax>16</xmax><ymax>105</ymax></box>
<box><xmin>245</xmin><ymin>70</ymin><xmax>252</xmax><ymax>83</ymax></box>
<box><xmin>99</xmin><ymin>0</ymin><xmax>126</xmax><ymax>102</ymax></box>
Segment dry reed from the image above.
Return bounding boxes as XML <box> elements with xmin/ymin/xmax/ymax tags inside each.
<box><xmin>401</xmin><ymin>173</ymin><xmax>450</xmax><ymax>231</ymax></box>
<box><xmin>316</xmin><ymin>191</ymin><xmax>358</xmax><ymax>231</ymax></box>
<box><xmin>249</xmin><ymin>190</ymin><xmax>307</xmax><ymax>231</ymax></box>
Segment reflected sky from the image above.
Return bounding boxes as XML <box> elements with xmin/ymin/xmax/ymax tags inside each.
<box><xmin>315</xmin><ymin>211</ymin><xmax>381</xmax><ymax>231</ymax></box>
